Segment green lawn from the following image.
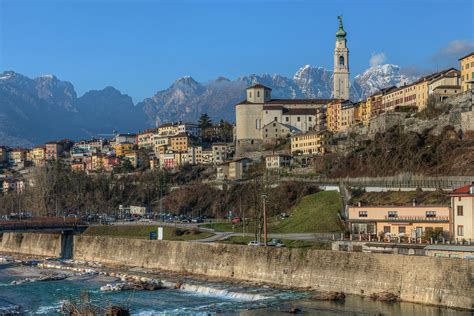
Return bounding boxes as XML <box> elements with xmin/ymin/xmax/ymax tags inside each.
<box><xmin>83</xmin><ymin>225</ymin><xmax>213</xmax><ymax>241</ymax></box>
<box><xmin>274</xmin><ymin>191</ymin><xmax>344</xmax><ymax>233</ymax></box>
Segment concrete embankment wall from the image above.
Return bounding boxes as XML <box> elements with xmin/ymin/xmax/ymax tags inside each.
<box><xmin>72</xmin><ymin>235</ymin><xmax>474</xmax><ymax>310</ymax></box>
<box><xmin>0</xmin><ymin>232</ymin><xmax>63</xmax><ymax>257</ymax></box>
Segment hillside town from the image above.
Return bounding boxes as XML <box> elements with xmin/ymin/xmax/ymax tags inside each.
<box><xmin>0</xmin><ymin>6</ymin><xmax>473</xmax><ymax>314</ymax></box>
<box><xmin>0</xmin><ymin>18</ymin><xmax>473</xmax><ymax>249</ymax></box>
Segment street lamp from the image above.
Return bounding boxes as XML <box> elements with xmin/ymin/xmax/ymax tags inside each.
<box><xmin>261</xmin><ymin>193</ymin><xmax>268</xmax><ymax>246</ymax></box>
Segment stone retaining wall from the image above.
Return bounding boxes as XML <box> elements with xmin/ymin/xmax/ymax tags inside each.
<box><xmin>72</xmin><ymin>235</ymin><xmax>474</xmax><ymax>310</ymax></box>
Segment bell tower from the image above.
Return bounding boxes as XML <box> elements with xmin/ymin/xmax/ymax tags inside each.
<box><xmin>333</xmin><ymin>16</ymin><xmax>350</xmax><ymax>100</ymax></box>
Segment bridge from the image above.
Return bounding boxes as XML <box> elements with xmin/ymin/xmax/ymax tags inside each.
<box><xmin>0</xmin><ymin>218</ymin><xmax>88</xmax><ymax>233</ymax></box>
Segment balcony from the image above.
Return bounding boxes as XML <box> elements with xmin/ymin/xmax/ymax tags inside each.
<box><xmin>383</xmin><ymin>215</ymin><xmax>449</xmax><ymax>222</ymax></box>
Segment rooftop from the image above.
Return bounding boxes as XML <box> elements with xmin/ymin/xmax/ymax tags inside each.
<box><xmin>458</xmin><ymin>51</ymin><xmax>474</xmax><ymax>60</ymax></box>
<box><xmin>247</xmin><ymin>83</ymin><xmax>272</xmax><ymax>90</ymax></box>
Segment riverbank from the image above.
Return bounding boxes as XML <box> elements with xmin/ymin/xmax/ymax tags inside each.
<box><xmin>1</xmin><ymin>232</ymin><xmax>473</xmax><ymax>310</ymax></box>
<box><xmin>0</xmin><ymin>254</ymin><xmax>471</xmax><ymax>315</ymax></box>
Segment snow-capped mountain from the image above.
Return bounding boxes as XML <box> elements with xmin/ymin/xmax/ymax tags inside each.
<box><xmin>352</xmin><ymin>64</ymin><xmax>417</xmax><ymax>100</ymax></box>
<box><xmin>0</xmin><ymin>64</ymin><xmax>418</xmax><ymax>146</ymax></box>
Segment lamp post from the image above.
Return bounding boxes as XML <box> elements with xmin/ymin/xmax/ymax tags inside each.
<box><xmin>261</xmin><ymin>193</ymin><xmax>268</xmax><ymax>246</ymax></box>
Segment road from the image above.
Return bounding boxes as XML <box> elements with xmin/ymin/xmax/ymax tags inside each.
<box><xmin>194</xmin><ymin>231</ymin><xmax>336</xmax><ymax>243</ymax></box>
<box><xmin>106</xmin><ymin>220</ymin><xmax>337</xmax><ymax>243</ymax></box>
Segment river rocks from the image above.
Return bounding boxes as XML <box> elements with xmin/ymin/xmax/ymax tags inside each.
<box><xmin>369</xmin><ymin>291</ymin><xmax>399</xmax><ymax>302</ymax></box>
<box><xmin>312</xmin><ymin>291</ymin><xmax>346</xmax><ymax>301</ymax></box>
<box><xmin>100</xmin><ymin>279</ymin><xmax>163</xmax><ymax>292</ymax></box>
<box><xmin>11</xmin><ymin>273</ymin><xmax>68</xmax><ymax>285</ymax></box>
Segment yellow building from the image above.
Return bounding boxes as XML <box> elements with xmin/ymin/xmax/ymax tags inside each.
<box><xmin>291</xmin><ymin>130</ymin><xmax>332</xmax><ymax>155</ymax></box>
<box><xmin>32</xmin><ymin>146</ymin><xmax>45</xmax><ymax>166</ymax></box>
<box><xmin>382</xmin><ymin>68</ymin><xmax>460</xmax><ymax>111</ymax></box>
<box><xmin>114</xmin><ymin>142</ymin><xmax>134</xmax><ymax>157</ymax></box>
<box><xmin>326</xmin><ymin>100</ymin><xmax>355</xmax><ymax>133</ymax></box>
<box><xmin>459</xmin><ymin>52</ymin><xmax>474</xmax><ymax>92</ymax></box>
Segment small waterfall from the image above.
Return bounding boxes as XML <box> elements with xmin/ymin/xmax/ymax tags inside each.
<box><xmin>179</xmin><ymin>283</ymin><xmax>268</xmax><ymax>301</ymax></box>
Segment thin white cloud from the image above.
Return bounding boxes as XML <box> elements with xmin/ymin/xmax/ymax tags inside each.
<box><xmin>432</xmin><ymin>40</ymin><xmax>474</xmax><ymax>66</ymax></box>
<box><xmin>369</xmin><ymin>52</ymin><xmax>386</xmax><ymax>67</ymax></box>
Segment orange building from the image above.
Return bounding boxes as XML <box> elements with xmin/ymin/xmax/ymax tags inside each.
<box><xmin>45</xmin><ymin>141</ymin><xmax>64</xmax><ymax>160</ymax></box>
<box><xmin>170</xmin><ymin>133</ymin><xmax>193</xmax><ymax>152</ymax></box>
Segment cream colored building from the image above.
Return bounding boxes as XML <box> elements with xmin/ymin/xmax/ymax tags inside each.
<box><xmin>217</xmin><ymin>158</ymin><xmax>252</xmax><ymax>180</ymax></box>
<box><xmin>265</xmin><ymin>154</ymin><xmax>292</xmax><ymax>170</ymax></box>
<box><xmin>450</xmin><ymin>183</ymin><xmax>474</xmax><ymax>241</ymax></box>
<box><xmin>459</xmin><ymin>52</ymin><xmax>474</xmax><ymax>92</ymax></box>
<box><xmin>291</xmin><ymin>130</ymin><xmax>332</xmax><ymax>155</ymax></box>
<box><xmin>235</xmin><ymin>84</ymin><xmax>332</xmax><ymax>151</ymax></box>
<box><xmin>262</xmin><ymin>121</ymin><xmax>295</xmax><ymax>144</ymax></box>
<box><xmin>137</xmin><ymin>129</ymin><xmax>156</xmax><ymax>149</ymax></box>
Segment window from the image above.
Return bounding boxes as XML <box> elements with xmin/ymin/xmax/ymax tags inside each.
<box><xmin>426</xmin><ymin>211</ymin><xmax>436</xmax><ymax>218</ymax></box>
<box><xmin>383</xmin><ymin>226</ymin><xmax>391</xmax><ymax>233</ymax></box>
<box><xmin>297</xmin><ymin>117</ymin><xmax>301</xmax><ymax>122</ymax></box>
<box><xmin>285</xmin><ymin>117</ymin><xmax>289</xmax><ymax>122</ymax></box>
<box><xmin>457</xmin><ymin>225</ymin><xmax>464</xmax><ymax>236</ymax></box>
<box><xmin>274</xmin><ymin>117</ymin><xmax>277</xmax><ymax>122</ymax></box>
<box><xmin>358</xmin><ymin>211</ymin><xmax>367</xmax><ymax>217</ymax></box>
<box><xmin>257</xmin><ymin>91</ymin><xmax>260</xmax><ymax>98</ymax></box>
<box><xmin>388</xmin><ymin>211</ymin><xmax>398</xmax><ymax>218</ymax></box>
<box><xmin>339</xmin><ymin>55</ymin><xmax>344</xmax><ymax>66</ymax></box>
<box><xmin>249</xmin><ymin>92</ymin><xmax>252</xmax><ymax>98</ymax></box>
<box><xmin>398</xmin><ymin>227</ymin><xmax>406</xmax><ymax>234</ymax></box>
<box><xmin>309</xmin><ymin>117</ymin><xmax>312</xmax><ymax>122</ymax></box>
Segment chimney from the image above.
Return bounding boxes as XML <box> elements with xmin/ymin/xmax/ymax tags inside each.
<box><xmin>412</xmin><ymin>199</ymin><xmax>416</xmax><ymax>207</ymax></box>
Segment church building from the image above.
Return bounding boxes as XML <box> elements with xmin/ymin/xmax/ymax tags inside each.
<box><xmin>235</xmin><ymin>17</ymin><xmax>350</xmax><ymax>153</ymax></box>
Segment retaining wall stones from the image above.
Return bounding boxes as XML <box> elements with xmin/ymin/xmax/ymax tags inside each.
<box><xmin>72</xmin><ymin>235</ymin><xmax>474</xmax><ymax>310</ymax></box>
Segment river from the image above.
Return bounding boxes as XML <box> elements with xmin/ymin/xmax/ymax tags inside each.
<box><xmin>0</xmin><ymin>259</ymin><xmax>470</xmax><ymax>315</ymax></box>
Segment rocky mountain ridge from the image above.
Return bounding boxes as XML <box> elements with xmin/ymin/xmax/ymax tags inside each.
<box><xmin>0</xmin><ymin>64</ymin><xmax>417</xmax><ymax>146</ymax></box>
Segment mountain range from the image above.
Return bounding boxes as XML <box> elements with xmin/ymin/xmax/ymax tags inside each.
<box><xmin>0</xmin><ymin>64</ymin><xmax>416</xmax><ymax>146</ymax></box>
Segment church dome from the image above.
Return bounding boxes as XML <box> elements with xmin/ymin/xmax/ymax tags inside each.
<box><xmin>336</xmin><ymin>16</ymin><xmax>346</xmax><ymax>39</ymax></box>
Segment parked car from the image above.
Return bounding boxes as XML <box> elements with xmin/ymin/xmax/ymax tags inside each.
<box><xmin>231</xmin><ymin>217</ymin><xmax>242</xmax><ymax>224</ymax></box>
<box><xmin>267</xmin><ymin>239</ymin><xmax>286</xmax><ymax>247</ymax></box>
<box><xmin>248</xmin><ymin>241</ymin><xmax>263</xmax><ymax>246</ymax></box>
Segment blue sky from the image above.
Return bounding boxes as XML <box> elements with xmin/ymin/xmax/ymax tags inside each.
<box><xmin>1</xmin><ymin>0</ymin><xmax>473</xmax><ymax>102</ymax></box>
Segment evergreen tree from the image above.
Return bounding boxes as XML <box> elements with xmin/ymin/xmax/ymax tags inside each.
<box><xmin>198</xmin><ymin>113</ymin><xmax>212</xmax><ymax>131</ymax></box>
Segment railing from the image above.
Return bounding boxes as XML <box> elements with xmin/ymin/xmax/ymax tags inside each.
<box><xmin>383</xmin><ymin>215</ymin><xmax>449</xmax><ymax>222</ymax></box>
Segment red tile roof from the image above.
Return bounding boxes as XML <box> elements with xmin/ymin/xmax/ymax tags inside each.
<box><xmin>450</xmin><ymin>184</ymin><xmax>474</xmax><ymax>195</ymax></box>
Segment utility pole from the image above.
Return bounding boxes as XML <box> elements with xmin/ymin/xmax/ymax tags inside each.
<box><xmin>261</xmin><ymin>193</ymin><xmax>268</xmax><ymax>246</ymax></box>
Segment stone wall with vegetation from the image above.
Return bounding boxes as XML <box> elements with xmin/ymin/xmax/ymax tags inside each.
<box><xmin>71</xmin><ymin>235</ymin><xmax>474</xmax><ymax>310</ymax></box>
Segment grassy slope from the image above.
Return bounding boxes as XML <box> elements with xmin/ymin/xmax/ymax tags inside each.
<box><xmin>83</xmin><ymin>225</ymin><xmax>213</xmax><ymax>241</ymax></box>
<box><xmin>201</xmin><ymin>191</ymin><xmax>344</xmax><ymax>234</ymax></box>
<box><xmin>350</xmin><ymin>190</ymin><xmax>449</xmax><ymax>206</ymax></box>
<box><xmin>275</xmin><ymin>191</ymin><xmax>344</xmax><ymax>233</ymax></box>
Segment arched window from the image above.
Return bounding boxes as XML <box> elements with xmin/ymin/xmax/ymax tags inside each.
<box><xmin>339</xmin><ymin>55</ymin><xmax>345</xmax><ymax>66</ymax></box>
